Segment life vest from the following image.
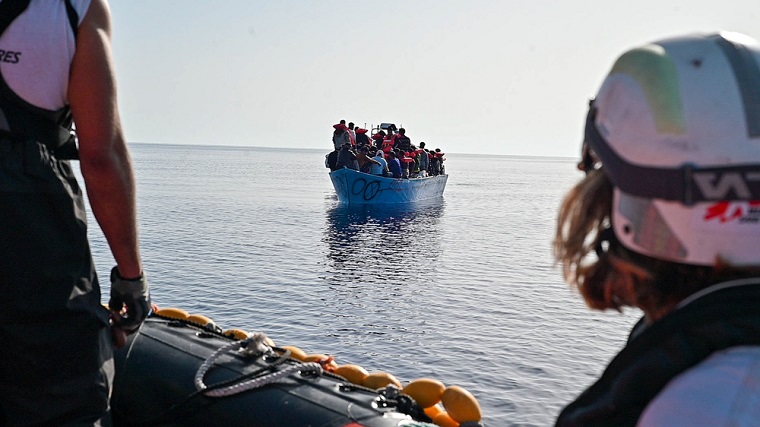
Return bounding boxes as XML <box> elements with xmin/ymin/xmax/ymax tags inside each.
<box><xmin>417</xmin><ymin>149</ymin><xmax>429</xmax><ymax>168</ymax></box>
<box><xmin>556</xmin><ymin>280</ymin><xmax>760</xmax><ymax>426</ymax></box>
<box><xmin>0</xmin><ymin>0</ymin><xmax>80</xmax><ymax>159</ymax></box>
<box><xmin>355</xmin><ymin>128</ymin><xmax>370</xmax><ymax>146</ymax></box>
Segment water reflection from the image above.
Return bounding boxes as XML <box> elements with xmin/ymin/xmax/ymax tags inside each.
<box><xmin>322</xmin><ymin>200</ymin><xmax>446</xmax><ymax>286</ymax></box>
<box><xmin>318</xmin><ymin>199</ymin><xmax>447</xmax><ymax>360</ymax></box>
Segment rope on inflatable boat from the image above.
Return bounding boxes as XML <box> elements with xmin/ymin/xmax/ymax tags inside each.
<box><xmin>194</xmin><ymin>332</ymin><xmax>324</xmax><ymax>397</ymax></box>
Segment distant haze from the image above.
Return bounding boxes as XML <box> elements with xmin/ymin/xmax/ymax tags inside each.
<box><xmin>110</xmin><ymin>0</ymin><xmax>759</xmax><ymax>157</ymax></box>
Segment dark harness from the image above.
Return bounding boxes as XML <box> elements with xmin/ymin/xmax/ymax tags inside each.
<box><xmin>0</xmin><ymin>0</ymin><xmax>80</xmax><ymax>159</ymax></box>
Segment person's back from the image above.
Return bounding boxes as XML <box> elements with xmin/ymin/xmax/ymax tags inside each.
<box><xmin>417</xmin><ymin>145</ymin><xmax>429</xmax><ymax>177</ymax></box>
<box><xmin>399</xmin><ymin>151</ymin><xmax>413</xmax><ymax>178</ymax></box>
<box><xmin>409</xmin><ymin>147</ymin><xmax>420</xmax><ymax>177</ymax></box>
<box><xmin>435</xmin><ymin>149</ymin><xmax>446</xmax><ymax>175</ymax></box>
<box><xmin>335</xmin><ymin>144</ymin><xmax>357</xmax><ymax>170</ymax></box>
<box><xmin>370</xmin><ymin>151</ymin><xmax>388</xmax><ymax>176</ymax></box>
<box><xmin>372</xmin><ymin>131</ymin><xmax>385</xmax><ymax>148</ymax></box>
<box><xmin>356</xmin><ymin>148</ymin><xmax>377</xmax><ymax>174</ymax></box>
<box><xmin>333</xmin><ymin>125</ymin><xmax>351</xmax><ymax>150</ymax></box>
<box><xmin>393</xmin><ymin>127</ymin><xmax>411</xmax><ymax>151</ymax></box>
<box><xmin>0</xmin><ymin>0</ymin><xmax>150</xmax><ymax>424</ymax></box>
<box><xmin>355</xmin><ymin>128</ymin><xmax>371</xmax><ymax>147</ymax></box>
<box><xmin>429</xmin><ymin>152</ymin><xmax>440</xmax><ymax>175</ymax></box>
<box><xmin>387</xmin><ymin>152</ymin><xmax>402</xmax><ymax>178</ymax></box>
<box><xmin>325</xmin><ymin>149</ymin><xmax>339</xmax><ymax>171</ymax></box>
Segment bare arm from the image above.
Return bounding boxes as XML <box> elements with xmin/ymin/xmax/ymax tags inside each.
<box><xmin>68</xmin><ymin>0</ymin><xmax>142</xmax><ymax>279</ymax></box>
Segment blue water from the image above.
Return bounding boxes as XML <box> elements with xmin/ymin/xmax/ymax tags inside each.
<box><xmin>80</xmin><ymin>144</ymin><xmax>640</xmax><ymax>426</ymax></box>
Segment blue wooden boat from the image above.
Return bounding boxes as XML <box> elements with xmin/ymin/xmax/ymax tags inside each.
<box><xmin>329</xmin><ymin>168</ymin><xmax>448</xmax><ymax>204</ymax></box>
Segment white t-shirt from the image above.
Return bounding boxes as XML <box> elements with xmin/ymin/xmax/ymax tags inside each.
<box><xmin>639</xmin><ymin>279</ymin><xmax>760</xmax><ymax>426</ymax></box>
<box><xmin>639</xmin><ymin>346</ymin><xmax>760</xmax><ymax>426</ymax></box>
<box><xmin>0</xmin><ymin>0</ymin><xmax>92</xmax><ymax>110</ymax></box>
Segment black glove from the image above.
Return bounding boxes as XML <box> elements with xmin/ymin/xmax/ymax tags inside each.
<box><xmin>109</xmin><ymin>266</ymin><xmax>151</xmax><ymax>332</ymax></box>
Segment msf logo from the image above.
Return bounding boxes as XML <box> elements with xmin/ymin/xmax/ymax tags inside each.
<box><xmin>704</xmin><ymin>201</ymin><xmax>760</xmax><ymax>223</ymax></box>
<box><xmin>693</xmin><ymin>171</ymin><xmax>760</xmax><ymax>200</ymax></box>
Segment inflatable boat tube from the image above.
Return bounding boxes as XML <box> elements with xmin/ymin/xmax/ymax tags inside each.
<box><xmin>111</xmin><ymin>317</ymin><xmax>436</xmax><ymax>427</ymax></box>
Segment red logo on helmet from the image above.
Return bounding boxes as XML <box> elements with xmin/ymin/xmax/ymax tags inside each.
<box><xmin>704</xmin><ymin>201</ymin><xmax>760</xmax><ymax>223</ymax></box>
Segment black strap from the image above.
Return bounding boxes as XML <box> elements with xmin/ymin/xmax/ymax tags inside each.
<box><xmin>0</xmin><ymin>0</ymin><xmax>32</xmax><ymax>36</ymax></box>
<box><xmin>584</xmin><ymin>34</ymin><xmax>760</xmax><ymax>205</ymax></box>
<box><xmin>0</xmin><ymin>0</ymin><xmax>79</xmax><ymax>159</ymax></box>
<box><xmin>64</xmin><ymin>0</ymin><xmax>79</xmax><ymax>40</ymax></box>
<box><xmin>585</xmin><ymin>105</ymin><xmax>760</xmax><ymax>205</ymax></box>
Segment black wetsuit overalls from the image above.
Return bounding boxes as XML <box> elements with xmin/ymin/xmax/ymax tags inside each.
<box><xmin>0</xmin><ymin>1</ymin><xmax>113</xmax><ymax>424</ymax></box>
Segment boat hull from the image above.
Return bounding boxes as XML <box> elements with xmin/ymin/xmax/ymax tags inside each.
<box><xmin>111</xmin><ymin>318</ymin><xmax>427</xmax><ymax>427</ymax></box>
<box><xmin>329</xmin><ymin>168</ymin><xmax>447</xmax><ymax>204</ymax></box>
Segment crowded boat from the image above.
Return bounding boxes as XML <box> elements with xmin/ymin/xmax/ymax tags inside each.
<box><xmin>326</xmin><ymin>120</ymin><xmax>447</xmax><ymax>179</ymax></box>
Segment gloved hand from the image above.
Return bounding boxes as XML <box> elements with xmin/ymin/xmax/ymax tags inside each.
<box><xmin>108</xmin><ymin>266</ymin><xmax>151</xmax><ymax>333</ymax></box>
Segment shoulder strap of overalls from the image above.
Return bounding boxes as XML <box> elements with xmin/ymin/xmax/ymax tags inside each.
<box><xmin>0</xmin><ymin>1</ymin><xmax>77</xmax><ymax>42</ymax></box>
<box><xmin>0</xmin><ymin>0</ymin><xmax>80</xmax><ymax>159</ymax></box>
<box><xmin>0</xmin><ymin>0</ymin><xmax>32</xmax><ymax>35</ymax></box>
<box><xmin>64</xmin><ymin>0</ymin><xmax>79</xmax><ymax>38</ymax></box>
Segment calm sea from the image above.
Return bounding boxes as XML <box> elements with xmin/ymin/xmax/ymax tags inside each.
<box><xmin>79</xmin><ymin>144</ymin><xmax>640</xmax><ymax>426</ymax></box>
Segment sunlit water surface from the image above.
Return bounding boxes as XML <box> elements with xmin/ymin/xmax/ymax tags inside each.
<box><xmin>78</xmin><ymin>144</ymin><xmax>640</xmax><ymax>426</ymax></box>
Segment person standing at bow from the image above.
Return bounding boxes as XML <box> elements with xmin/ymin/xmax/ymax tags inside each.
<box><xmin>0</xmin><ymin>0</ymin><xmax>150</xmax><ymax>424</ymax></box>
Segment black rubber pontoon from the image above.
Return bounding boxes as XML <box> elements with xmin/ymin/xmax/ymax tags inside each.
<box><xmin>111</xmin><ymin>317</ymin><xmax>434</xmax><ymax>427</ymax></box>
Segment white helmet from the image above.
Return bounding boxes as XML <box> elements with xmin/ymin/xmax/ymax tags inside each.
<box><xmin>586</xmin><ymin>32</ymin><xmax>760</xmax><ymax>266</ymax></box>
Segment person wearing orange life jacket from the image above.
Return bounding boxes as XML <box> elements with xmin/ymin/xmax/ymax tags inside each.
<box><xmin>406</xmin><ymin>145</ymin><xmax>420</xmax><ymax>177</ymax></box>
<box><xmin>393</xmin><ymin>127</ymin><xmax>412</xmax><ymax>152</ymax></box>
<box><xmin>429</xmin><ymin>149</ymin><xmax>442</xmax><ymax>176</ymax></box>
<box><xmin>417</xmin><ymin>142</ymin><xmax>429</xmax><ymax>177</ymax></box>
<box><xmin>332</xmin><ymin>121</ymin><xmax>350</xmax><ymax>150</ymax></box>
<box><xmin>434</xmin><ymin>148</ymin><xmax>446</xmax><ymax>175</ymax></box>
<box><xmin>355</xmin><ymin>127</ymin><xmax>371</xmax><ymax>147</ymax></box>
<box><xmin>381</xmin><ymin>131</ymin><xmax>395</xmax><ymax>154</ymax></box>
<box><xmin>395</xmin><ymin>148</ymin><xmax>414</xmax><ymax>179</ymax></box>
<box><xmin>371</xmin><ymin>130</ymin><xmax>386</xmax><ymax>150</ymax></box>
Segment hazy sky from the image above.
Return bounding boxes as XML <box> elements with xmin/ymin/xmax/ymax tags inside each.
<box><xmin>109</xmin><ymin>1</ymin><xmax>760</xmax><ymax>157</ymax></box>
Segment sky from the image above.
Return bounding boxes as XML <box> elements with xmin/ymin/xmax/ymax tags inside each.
<box><xmin>108</xmin><ymin>0</ymin><xmax>760</xmax><ymax>157</ymax></box>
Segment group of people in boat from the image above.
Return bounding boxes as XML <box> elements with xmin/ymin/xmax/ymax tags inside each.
<box><xmin>326</xmin><ymin>120</ymin><xmax>446</xmax><ymax>178</ymax></box>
